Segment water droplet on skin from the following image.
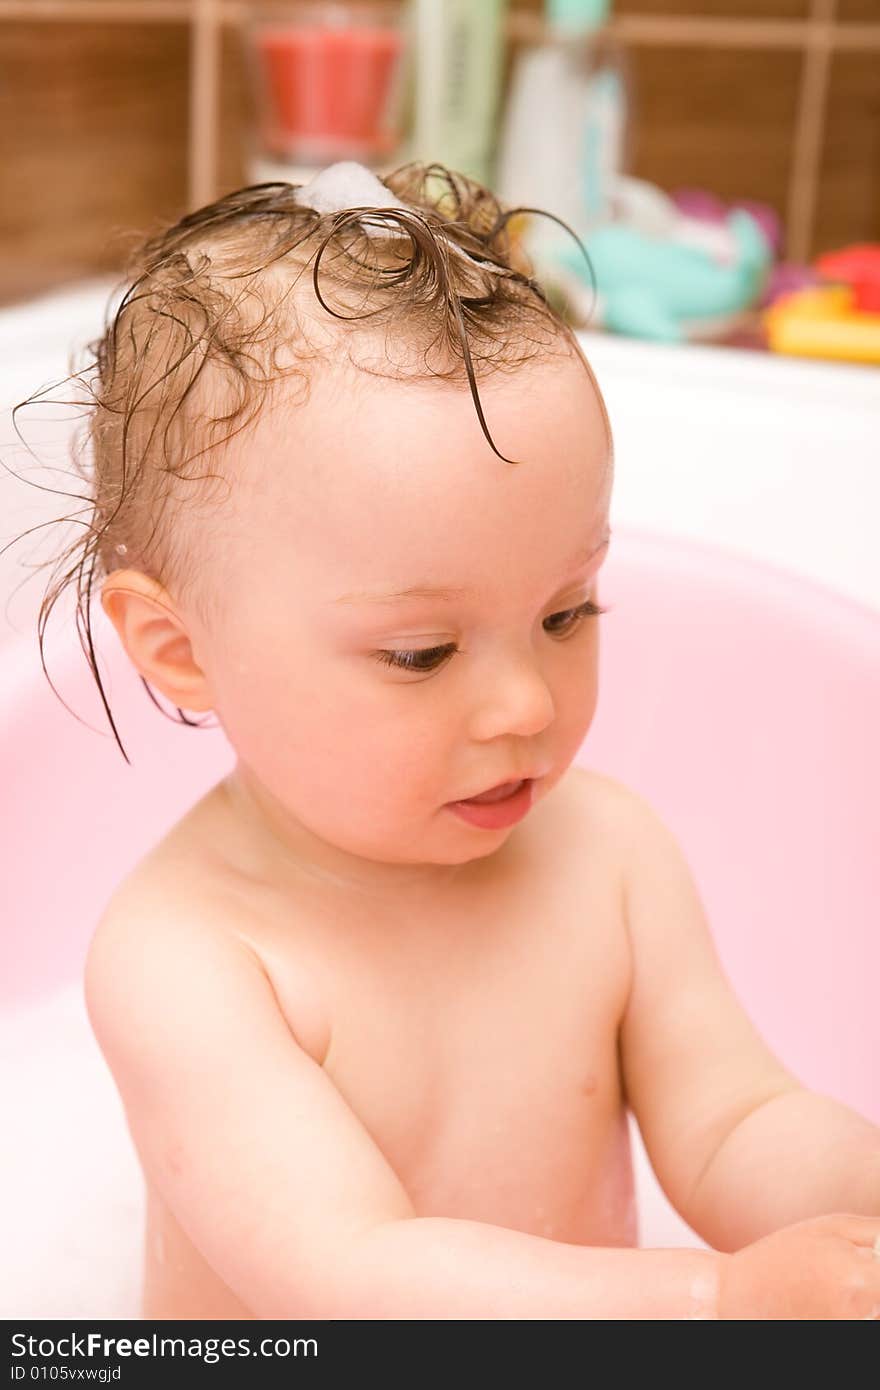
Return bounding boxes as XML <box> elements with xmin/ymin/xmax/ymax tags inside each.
<box><xmin>687</xmin><ymin>1273</ymin><xmax>719</xmax><ymax>1318</ymax></box>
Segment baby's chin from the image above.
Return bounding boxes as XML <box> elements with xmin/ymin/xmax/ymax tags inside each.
<box><xmin>293</xmin><ymin>818</ymin><xmax>521</xmax><ymax>893</ymax></box>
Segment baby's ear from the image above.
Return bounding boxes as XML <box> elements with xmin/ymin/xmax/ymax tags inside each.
<box><xmin>101</xmin><ymin>570</ymin><xmax>214</xmax><ymax>713</ymax></box>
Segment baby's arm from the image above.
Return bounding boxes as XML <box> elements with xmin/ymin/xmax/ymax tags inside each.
<box><xmin>617</xmin><ymin>782</ymin><xmax>880</xmax><ymax>1251</ymax></box>
<box><xmin>85</xmin><ymin>886</ymin><xmax>722</xmax><ymax>1320</ymax></box>
<box><xmin>687</xmin><ymin>1088</ymin><xmax>880</xmax><ymax>1239</ymax></box>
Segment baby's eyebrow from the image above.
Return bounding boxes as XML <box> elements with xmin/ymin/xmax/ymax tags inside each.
<box><xmin>330</xmin><ymin>531</ymin><xmax>610</xmax><ymax>606</ymax></box>
<box><xmin>332</xmin><ymin>581</ymin><xmax>468</xmax><ymax>607</ymax></box>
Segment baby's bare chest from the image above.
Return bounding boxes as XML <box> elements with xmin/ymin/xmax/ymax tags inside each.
<box><xmin>243</xmin><ymin>807</ymin><xmax>637</xmax><ymax>1244</ymax></box>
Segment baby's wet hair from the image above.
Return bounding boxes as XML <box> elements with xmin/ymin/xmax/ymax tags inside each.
<box><xmin>2</xmin><ymin>160</ymin><xmax>600</xmax><ymax>763</ymax></box>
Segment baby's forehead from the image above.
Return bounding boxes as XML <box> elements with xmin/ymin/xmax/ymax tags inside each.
<box><xmin>219</xmin><ymin>357</ymin><xmax>608</xmax><ymax>596</ymax></box>
<box><xmin>250</xmin><ymin>342</ymin><xmax>606</xmax><ymax>477</ymax></box>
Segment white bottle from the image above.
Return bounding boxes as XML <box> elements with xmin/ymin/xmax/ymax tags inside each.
<box><xmin>495</xmin><ymin>0</ymin><xmax>626</xmax><ymax>267</ymax></box>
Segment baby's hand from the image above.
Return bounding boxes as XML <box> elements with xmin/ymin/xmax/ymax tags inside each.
<box><xmin>719</xmin><ymin>1214</ymin><xmax>880</xmax><ymax>1319</ymax></box>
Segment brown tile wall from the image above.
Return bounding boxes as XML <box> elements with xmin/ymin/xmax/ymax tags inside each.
<box><xmin>0</xmin><ymin>19</ymin><xmax>189</xmax><ymax>304</ymax></box>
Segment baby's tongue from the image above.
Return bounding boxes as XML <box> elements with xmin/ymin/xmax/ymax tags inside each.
<box><xmin>464</xmin><ymin>780</ymin><xmax>522</xmax><ymax>804</ymax></box>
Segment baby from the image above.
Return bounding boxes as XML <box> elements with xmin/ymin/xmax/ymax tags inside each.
<box><xmin>54</xmin><ymin>161</ymin><xmax>879</xmax><ymax>1319</ymax></box>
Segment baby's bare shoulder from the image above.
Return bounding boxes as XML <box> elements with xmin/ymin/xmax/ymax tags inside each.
<box><xmin>84</xmin><ymin>840</ymin><xmax>328</xmax><ymax>1073</ymax></box>
<box><xmin>564</xmin><ymin>768</ymin><xmax>693</xmax><ymax>878</ymax></box>
<box><xmin>549</xmin><ymin>766</ymin><xmax>671</xmax><ymax>922</ymax></box>
<box><xmin>85</xmin><ymin>855</ymin><xmax>253</xmax><ymax>1019</ymax></box>
<box><xmin>554</xmin><ymin>764</ymin><xmax>644</xmax><ymax>851</ymax></box>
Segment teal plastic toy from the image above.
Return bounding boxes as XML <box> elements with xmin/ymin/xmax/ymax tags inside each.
<box><xmin>555</xmin><ymin>207</ymin><xmax>773</xmax><ymax>342</ymax></box>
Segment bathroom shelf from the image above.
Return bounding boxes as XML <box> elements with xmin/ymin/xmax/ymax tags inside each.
<box><xmin>506</xmin><ymin>10</ymin><xmax>880</xmax><ymax>53</ymax></box>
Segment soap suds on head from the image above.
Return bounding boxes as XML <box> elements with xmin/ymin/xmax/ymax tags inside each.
<box><xmin>290</xmin><ymin>159</ymin><xmax>519</xmax><ymax>279</ymax></box>
<box><xmin>292</xmin><ymin>161</ymin><xmax>416</xmax><ymax>237</ymax></box>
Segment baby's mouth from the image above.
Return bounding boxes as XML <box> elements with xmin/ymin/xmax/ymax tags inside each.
<box><xmin>458</xmin><ymin>779</ymin><xmax>526</xmax><ymax>805</ymax></box>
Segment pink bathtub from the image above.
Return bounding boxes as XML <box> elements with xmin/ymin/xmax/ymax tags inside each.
<box><xmin>2</xmin><ymin>525</ymin><xmax>879</xmax><ymax>1318</ymax></box>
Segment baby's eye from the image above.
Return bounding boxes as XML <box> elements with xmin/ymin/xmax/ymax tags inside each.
<box><xmin>543</xmin><ymin>597</ymin><xmax>607</xmax><ymax>635</ymax></box>
<box><xmin>374</xmin><ymin>642</ymin><xmax>456</xmax><ymax>674</ymax></box>
<box><xmin>372</xmin><ymin>599</ymin><xmax>607</xmax><ymax>675</ymax></box>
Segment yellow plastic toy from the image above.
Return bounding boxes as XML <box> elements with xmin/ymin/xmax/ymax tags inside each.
<box><xmin>764</xmin><ymin>284</ymin><xmax>880</xmax><ymax>365</ymax></box>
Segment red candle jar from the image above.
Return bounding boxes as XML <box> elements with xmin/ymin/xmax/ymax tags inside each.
<box><xmin>247</xmin><ymin>1</ymin><xmax>410</xmax><ymax>166</ymax></box>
